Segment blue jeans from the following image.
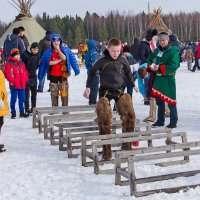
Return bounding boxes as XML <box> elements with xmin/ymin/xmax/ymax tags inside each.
<box><xmin>89</xmin><ymin>74</ymin><xmax>99</xmax><ymax>105</ymax></box>
<box><xmin>156</xmin><ymin>97</ymin><xmax>178</xmax><ymax>125</ymax></box>
<box><xmin>38</xmin><ymin>76</ymin><xmax>45</xmax><ymax>92</ymax></box>
<box><xmin>10</xmin><ymin>89</ymin><xmax>25</xmax><ymax>114</ymax></box>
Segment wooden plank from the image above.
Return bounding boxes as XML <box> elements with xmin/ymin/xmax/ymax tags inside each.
<box><xmin>134</xmin><ymin>184</ymin><xmax>200</xmax><ymax>197</ymax></box>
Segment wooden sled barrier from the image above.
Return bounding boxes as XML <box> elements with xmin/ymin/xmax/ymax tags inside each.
<box><xmin>59</xmin><ymin>119</ymin><xmax>149</xmax><ymax>158</ymax></box>
<box><xmin>32</xmin><ymin>104</ymin><xmax>96</xmax><ymax>133</ymax></box>
<box><xmin>115</xmin><ymin>141</ymin><xmax>200</xmax><ymax>197</ymax></box>
<box><xmin>81</xmin><ymin>128</ymin><xmax>183</xmax><ymax>174</ymax></box>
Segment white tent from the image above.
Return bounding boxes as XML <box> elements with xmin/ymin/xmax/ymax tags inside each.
<box><xmin>0</xmin><ymin>16</ymin><xmax>45</xmax><ymax>47</ymax></box>
<box><xmin>0</xmin><ymin>0</ymin><xmax>45</xmax><ymax>47</ymax></box>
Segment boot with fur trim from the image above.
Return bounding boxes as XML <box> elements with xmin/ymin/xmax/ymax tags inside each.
<box><xmin>143</xmin><ymin>97</ymin><xmax>157</xmax><ymax>122</ymax></box>
<box><xmin>116</xmin><ymin>93</ymin><xmax>136</xmax><ymax>150</ymax></box>
<box><xmin>50</xmin><ymin>83</ymin><xmax>59</xmax><ymax>107</ymax></box>
<box><xmin>96</xmin><ymin>97</ymin><xmax>112</xmax><ymax>160</ymax></box>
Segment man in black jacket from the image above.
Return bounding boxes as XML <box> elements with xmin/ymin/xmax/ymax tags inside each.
<box><xmin>37</xmin><ymin>31</ymin><xmax>52</xmax><ymax>92</ymax></box>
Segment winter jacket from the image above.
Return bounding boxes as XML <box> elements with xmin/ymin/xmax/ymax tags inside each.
<box><xmin>86</xmin><ymin>49</ymin><xmax>135</xmax><ymax>90</ymax></box>
<box><xmin>130</xmin><ymin>38</ymin><xmax>140</xmax><ymax>62</ymax></box>
<box><xmin>4</xmin><ymin>56</ymin><xmax>28</xmax><ymax>89</ymax></box>
<box><xmin>148</xmin><ymin>45</ymin><xmax>180</xmax><ymax>105</ymax></box>
<box><xmin>38</xmin><ymin>34</ymin><xmax>80</xmax><ymax>80</ymax></box>
<box><xmin>21</xmin><ymin>49</ymin><xmax>40</xmax><ymax>86</ymax></box>
<box><xmin>85</xmin><ymin>39</ymin><xmax>99</xmax><ymax>74</ymax></box>
<box><xmin>138</xmin><ymin>39</ymin><xmax>152</xmax><ymax>65</ymax></box>
<box><xmin>39</xmin><ymin>35</ymin><xmax>51</xmax><ymax>58</ymax></box>
<box><xmin>3</xmin><ymin>34</ymin><xmax>25</xmax><ymax>61</ymax></box>
<box><xmin>19</xmin><ymin>35</ymin><xmax>29</xmax><ymax>49</ymax></box>
<box><xmin>0</xmin><ymin>70</ymin><xmax>9</xmax><ymax>117</ymax></box>
<box><xmin>195</xmin><ymin>43</ymin><xmax>200</xmax><ymax>59</ymax></box>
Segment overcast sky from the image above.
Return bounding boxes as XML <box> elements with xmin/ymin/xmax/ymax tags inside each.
<box><xmin>1</xmin><ymin>0</ymin><xmax>200</xmax><ymax>23</ymax></box>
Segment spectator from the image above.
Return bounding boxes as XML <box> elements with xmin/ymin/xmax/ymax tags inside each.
<box><xmin>149</xmin><ymin>32</ymin><xmax>180</xmax><ymax>128</ymax></box>
<box><xmin>18</xmin><ymin>26</ymin><xmax>29</xmax><ymax>49</ymax></box>
<box><xmin>37</xmin><ymin>30</ymin><xmax>52</xmax><ymax>92</ymax></box>
<box><xmin>0</xmin><ymin>67</ymin><xmax>9</xmax><ymax>152</ymax></box>
<box><xmin>38</xmin><ymin>34</ymin><xmax>80</xmax><ymax>107</ymax></box>
<box><xmin>84</xmin><ymin>39</ymin><xmax>99</xmax><ymax>105</ymax></box>
<box><xmin>4</xmin><ymin>48</ymin><xmax>29</xmax><ymax>118</ymax></box>
<box><xmin>130</xmin><ymin>38</ymin><xmax>140</xmax><ymax>62</ymax></box>
<box><xmin>21</xmin><ymin>42</ymin><xmax>40</xmax><ymax>115</ymax></box>
<box><xmin>3</xmin><ymin>28</ymin><xmax>25</xmax><ymax>61</ymax></box>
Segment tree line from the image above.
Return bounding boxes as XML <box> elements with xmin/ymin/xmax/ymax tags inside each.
<box><xmin>1</xmin><ymin>10</ymin><xmax>200</xmax><ymax>48</ymax></box>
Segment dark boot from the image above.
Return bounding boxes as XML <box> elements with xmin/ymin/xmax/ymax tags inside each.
<box><xmin>20</xmin><ymin>112</ymin><xmax>29</xmax><ymax>118</ymax></box>
<box><xmin>11</xmin><ymin>113</ymin><xmax>16</xmax><ymax>119</ymax></box>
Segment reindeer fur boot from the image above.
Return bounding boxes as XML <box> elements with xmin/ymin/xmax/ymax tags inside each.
<box><xmin>50</xmin><ymin>83</ymin><xmax>59</xmax><ymax>107</ymax></box>
<box><xmin>96</xmin><ymin>97</ymin><xmax>112</xmax><ymax>160</ymax></box>
<box><xmin>116</xmin><ymin>93</ymin><xmax>136</xmax><ymax>150</ymax></box>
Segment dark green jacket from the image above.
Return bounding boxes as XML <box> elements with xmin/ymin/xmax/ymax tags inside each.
<box><xmin>147</xmin><ymin>45</ymin><xmax>180</xmax><ymax>104</ymax></box>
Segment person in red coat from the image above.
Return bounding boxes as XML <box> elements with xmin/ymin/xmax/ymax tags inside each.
<box><xmin>4</xmin><ymin>48</ymin><xmax>29</xmax><ymax>118</ymax></box>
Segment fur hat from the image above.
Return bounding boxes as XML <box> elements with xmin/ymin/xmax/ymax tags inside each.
<box><xmin>145</xmin><ymin>28</ymin><xmax>158</xmax><ymax>41</ymax></box>
<box><xmin>11</xmin><ymin>48</ymin><xmax>20</xmax><ymax>57</ymax></box>
<box><xmin>138</xmin><ymin>67</ymin><xmax>147</xmax><ymax>79</ymax></box>
<box><xmin>30</xmin><ymin>42</ymin><xmax>39</xmax><ymax>49</ymax></box>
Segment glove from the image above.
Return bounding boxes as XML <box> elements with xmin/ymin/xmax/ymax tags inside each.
<box><xmin>159</xmin><ymin>64</ymin><xmax>166</xmax><ymax>75</ymax></box>
<box><xmin>149</xmin><ymin>63</ymin><xmax>159</xmax><ymax>71</ymax></box>
<box><xmin>0</xmin><ymin>99</ymin><xmax>4</xmax><ymax>110</ymax></box>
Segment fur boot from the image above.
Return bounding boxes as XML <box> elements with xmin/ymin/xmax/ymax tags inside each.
<box><xmin>96</xmin><ymin>97</ymin><xmax>112</xmax><ymax>160</ymax></box>
<box><xmin>143</xmin><ymin>97</ymin><xmax>157</xmax><ymax>122</ymax></box>
<box><xmin>50</xmin><ymin>83</ymin><xmax>59</xmax><ymax>107</ymax></box>
<box><xmin>116</xmin><ymin>93</ymin><xmax>136</xmax><ymax>150</ymax></box>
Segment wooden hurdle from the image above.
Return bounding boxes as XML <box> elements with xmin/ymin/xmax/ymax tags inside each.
<box><xmin>32</xmin><ymin>104</ymin><xmax>96</xmax><ymax>133</ymax></box>
<box><xmin>114</xmin><ymin>141</ymin><xmax>200</xmax><ymax>197</ymax></box>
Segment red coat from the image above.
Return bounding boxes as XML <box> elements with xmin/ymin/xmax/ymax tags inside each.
<box><xmin>4</xmin><ymin>56</ymin><xmax>28</xmax><ymax>89</ymax></box>
<box><xmin>196</xmin><ymin>43</ymin><xmax>200</xmax><ymax>59</ymax></box>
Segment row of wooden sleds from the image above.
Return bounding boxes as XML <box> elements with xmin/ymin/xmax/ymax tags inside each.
<box><xmin>32</xmin><ymin>104</ymin><xmax>200</xmax><ymax>197</ymax></box>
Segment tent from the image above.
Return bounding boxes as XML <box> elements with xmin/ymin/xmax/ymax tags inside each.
<box><xmin>0</xmin><ymin>0</ymin><xmax>45</xmax><ymax>47</ymax></box>
<box><xmin>140</xmin><ymin>8</ymin><xmax>171</xmax><ymax>40</ymax></box>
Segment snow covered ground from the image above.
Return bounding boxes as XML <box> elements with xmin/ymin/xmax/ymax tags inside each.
<box><xmin>0</xmin><ymin>63</ymin><xmax>200</xmax><ymax>200</ymax></box>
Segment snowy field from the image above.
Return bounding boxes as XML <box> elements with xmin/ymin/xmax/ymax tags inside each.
<box><xmin>0</xmin><ymin>63</ymin><xmax>200</xmax><ymax>200</ymax></box>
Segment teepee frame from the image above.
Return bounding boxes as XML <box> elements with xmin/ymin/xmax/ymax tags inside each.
<box><xmin>8</xmin><ymin>0</ymin><xmax>37</xmax><ymax>17</ymax></box>
<box><xmin>140</xmin><ymin>7</ymin><xmax>171</xmax><ymax>40</ymax></box>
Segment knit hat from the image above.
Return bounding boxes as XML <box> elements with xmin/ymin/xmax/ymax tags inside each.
<box><xmin>138</xmin><ymin>67</ymin><xmax>147</xmax><ymax>79</ymax></box>
<box><xmin>145</xmin><ymin>28</ymin><xmax>158</xmax><ymax>41</ymax></box>
<box><xmin>30</xmin><ymin>42</ymin><xmax>39</xmax><ymax>49</ymax></box>
<box><xmin>123</xmin><ymin>45</ymin><xmax>131</xmax><ymax>53</ymax></box>
<box><xmin>158</xmin><ymin>32</ymin><xmax>169</xmax><ymax>41</ymax></box>
<box><xmin>11</xmin><ymin>48</ymin><xmax>20</xmax><ymax>57</ymax></box>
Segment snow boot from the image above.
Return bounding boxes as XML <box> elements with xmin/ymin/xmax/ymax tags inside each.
<box><xmin>116</xmin><ymin>93</ymin><xmax>136</xmax><ymax>150</ymax></box>
<box><xmin>96</xmin><ymin>97</ymin><xmax>112</xmax><ymax>160</ymax></box>
<box><xmin>143</xmin><ymin>97</ymin><xmax>156</xmax><ymax>122</ymax></box>
<box><xmin>50</xmin><ymin>83</ymin><xmax>59</xmax><ymax>107</ymax></box>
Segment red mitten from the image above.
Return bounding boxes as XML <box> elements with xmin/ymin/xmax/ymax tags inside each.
<box><xmin>159</xmin><ymin>64</ymin><xmax>166</xmax><ymax>75</ymax></box>
<box><xmin>132</xmin><ymin>141</ymin><xmax>139</xmax><ymax>147</ymax></box>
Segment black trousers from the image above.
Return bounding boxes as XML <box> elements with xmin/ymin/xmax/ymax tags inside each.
<box><xmin>0</xmin><ymin>116</ymin><xmax>4</xmax><ymax>134</ymax></box>
<box><xmin>25</xmin><ymin>83</ymin><xmax>37</xmax><ymax>111</ymax></box>
<box><xmin>99</xmin><ymin>87</ymin><xmax>124</xmax><ymax>102</ymax></box>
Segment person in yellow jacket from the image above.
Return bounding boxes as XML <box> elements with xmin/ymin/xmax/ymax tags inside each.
<box><xmin>0</xmin><ymin>68</ymin><xmax>9</xmax><ymax>152</ymax></box>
